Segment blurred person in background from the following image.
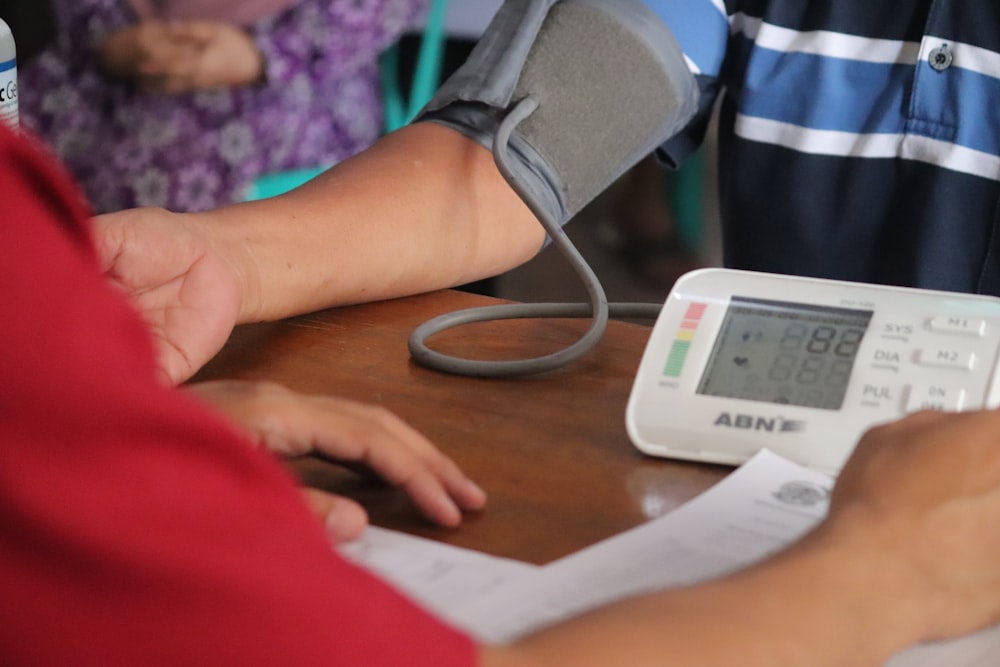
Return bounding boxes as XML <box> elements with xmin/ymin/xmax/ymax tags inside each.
<box><xmin>18</xmin><ymin>0</ymin><xmax>427</xmax><ymax>213</ymax></box>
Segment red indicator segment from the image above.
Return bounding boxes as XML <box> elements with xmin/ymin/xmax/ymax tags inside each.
<box><xmin>684</xmin><ymin>303</ymin><xmax>707</xmax><ymax>320</ymax></box>
<box><xmin>663</xmin><ymin>301</ymin><xmax>707</xmax><ymax>378</ymax></box>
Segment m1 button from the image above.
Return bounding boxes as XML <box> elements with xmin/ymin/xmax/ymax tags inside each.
<box><xmin>928</xmin><ymin>316</ymin><xmax>987</xmax><ymax>337</ymax></box>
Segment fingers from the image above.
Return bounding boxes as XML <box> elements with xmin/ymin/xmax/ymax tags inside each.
<box><xmin>314</xmin><ymin>398</ymin><xmax>488</xmax><ymax>518</ymax></box>
<box><xmin>122</xmin><ymin>21</ymin><xmax>207</xmax><ymax>93</ymax></box>
<box><xmin>300</xmin><ymin>488</ymin><xmax>369</xmax><ymax>543</ymax></box>
<box><xmin>134</xmin><ymin>46</ymin><xmax>203</xmax><ymax>93</ymax></box>
<box><xmin>163</xmin><ymin>20</ymin><xmax>220</xmax><ymax>45</ymax></box>
<box><xmin>301</xmin><ymin>399</ymin><xmax>487</xmax><ymax>527</ymax></box>
<box><xmin>187</xmin><ymin>381</ymin><xmax>487</xmax><ymax>529</ymax></box>
<box><xmin>130</xmin><ymin>20</ymin><xmax>262</xmax><ymax>92</ymax></box>
<box><xmin>190</xmin><ymin>22</ymin><xmax>265</xmax><ymax>88</ymax></box>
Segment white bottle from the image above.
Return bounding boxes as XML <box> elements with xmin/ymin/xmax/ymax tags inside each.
<box><xmin>0</xmin><ymin>18</ymin><xmax>17</xmax><ymax>129</ymax></box>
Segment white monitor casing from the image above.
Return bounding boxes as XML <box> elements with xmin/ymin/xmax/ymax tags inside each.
<box><xmin>626</xmin><ymin>269</ymin><xmax>1000</xmax><ymax>474</ymax></box>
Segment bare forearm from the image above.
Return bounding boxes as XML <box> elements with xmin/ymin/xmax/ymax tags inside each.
<box><xmin>192</xmin><ymin>123</ymin><xmax>545</xmax><ymax>323</ymax></box>
<box><xmin>482</xmin><ymin>527</ymin><xmax>923</xmax><ymax>667</ymax></box>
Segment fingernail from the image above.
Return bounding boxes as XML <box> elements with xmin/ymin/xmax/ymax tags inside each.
<box><xmin>325</xmin><ymin>503</ymin><xmax>367</xmax><ymax>543</ymax></box>
<box><xmin>464</xmin><ymin>478</ymin><xmax>487</xmax><ymax>505</ymax></box>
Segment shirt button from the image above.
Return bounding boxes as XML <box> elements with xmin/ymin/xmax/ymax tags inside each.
<box><xmin>929</xmin><ymin>44</ymin><xmax>953</xmax><ymax>71</ymax></box>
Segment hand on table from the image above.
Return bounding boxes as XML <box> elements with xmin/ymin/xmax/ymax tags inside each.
<box><xmin>823</xmin><ymin>408</ymin><xmax>1000</xmax><ymax>644</ymax></box>
<box><xmin>99</xmin><ymin>20</ymin><xmax>264</xmax><ymax>93</ymax></box>
<box><xmin>477</xmin><ymin>411</ymin><xmax>1000</xmax><ymax>667</ymax></box>
<box><xmin>187</xmin><ymin>380</ymin><xmax>487</xmax><ymax>542</ymax></box>
<box><xmin>91</xmin><ymin>207</ymin><xmax>244</xmax><ymax>385</ymax></box>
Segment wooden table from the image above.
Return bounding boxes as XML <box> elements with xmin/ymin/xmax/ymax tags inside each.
<box><xmin>195</xmin><ymin>289</ymin><xmax>729</xmax><ymax>565</ymax></box>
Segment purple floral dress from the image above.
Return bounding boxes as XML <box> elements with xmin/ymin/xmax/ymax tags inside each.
<box><xmin>20</xmin><ymin>0</ymin><xmax>426</xmax><ymax>213</ymax></box>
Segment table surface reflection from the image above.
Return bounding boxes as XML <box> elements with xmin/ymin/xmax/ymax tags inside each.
<box><xmin>195</xmin><ymin>289</ymin><xmax>729</xmax><ymax>565</ymax></box>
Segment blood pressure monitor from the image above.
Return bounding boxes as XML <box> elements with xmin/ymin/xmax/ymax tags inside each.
<box><xmin>626</xmin><ymin>268</ymin><xmax>1000</xmax><ymax>473</ymax></box>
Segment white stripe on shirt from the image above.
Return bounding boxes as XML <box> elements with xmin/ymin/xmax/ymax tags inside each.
<box><xmin>735</xmin><ymin>115</ymin><xmax>1000</xmax><ymax>181</ymax></box>
<box><xmin>731</xmin><ymin>13</ymin><xmax>921</xmax><ymax>65</ymax></box>
<box><xmin>922</xmin><ymin>35</ymin><xmax>1000</xmax><ymax>80</ymax></box>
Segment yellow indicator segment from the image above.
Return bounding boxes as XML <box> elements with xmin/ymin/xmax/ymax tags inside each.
<box><xmin>663</xmin><ymin>301</ymin><xmax>707</xmax><ymax>378</ymax></box>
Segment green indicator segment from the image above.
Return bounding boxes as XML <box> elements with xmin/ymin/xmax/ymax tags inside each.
<box><xmin>663</xmin><ymin>301</ymin><xmax>706</xmax><ymax>378</ymax></box>
<box><xmin>664</xmin><ymin>340</ymin><xmax>691</xmax><ymax>377</ymax></box>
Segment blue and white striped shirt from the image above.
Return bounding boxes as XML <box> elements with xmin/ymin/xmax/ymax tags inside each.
<box><xmin>646</xmin><ymin>1</ymin><xmax>1000</xmax><ymax>295</ymax></box>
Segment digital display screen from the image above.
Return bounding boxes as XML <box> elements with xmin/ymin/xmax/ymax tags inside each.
<box><xmin>696</xmin><ymin>297</ymin><xmax>873</xmax><ymax>410</ymax></box>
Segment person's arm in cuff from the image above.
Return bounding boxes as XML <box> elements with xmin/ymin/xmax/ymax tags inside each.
<box><xmin>194</xmin><ymin>121</ymin><xmax>546</xmax><ymax>323</ymax></box>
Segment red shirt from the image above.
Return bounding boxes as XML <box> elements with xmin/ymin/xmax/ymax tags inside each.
<box><xmin>0</xmin><ymin>125</ymin><xmax>475</xmax><ymax>666</ymax></box>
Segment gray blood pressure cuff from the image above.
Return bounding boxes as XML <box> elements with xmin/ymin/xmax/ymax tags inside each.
<box><xmin>416</xmin><ymin>0</ymin><xmax>699</xmax><ymax>228</ymax></box>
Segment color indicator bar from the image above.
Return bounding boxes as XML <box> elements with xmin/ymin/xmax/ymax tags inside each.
<box><xmin>664</xmin><ymin>340</ymin><xmax>691</xmax><ymax>377</ymax></box>
<box><xmin>685</xmin><ymin>303</ymin><xmax>707</xmax><ymax>320</ymax></box>
<box><xmin>663</xmin><ymin>301</ymin><xmax>707</xmax><ymax>377</ymax></box>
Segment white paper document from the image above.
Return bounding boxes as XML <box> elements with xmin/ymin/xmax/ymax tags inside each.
<box><xmin>339</xmin><ymin>449</ymin><xmax>1000</xmax><ymax>664</ymax></box>
<box><xmin>456</xmin><ymin>448</ymin><xmax>832</xmax><ymax>643</ymax></box>
<box><xmin>337</xmin><ymin>524</ymin><xmax>537</xmax><ymax>631</ymax></box>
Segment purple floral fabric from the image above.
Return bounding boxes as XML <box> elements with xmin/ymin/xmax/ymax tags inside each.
<box><xmin>20</xmin><ymin>0</ymin><xmax>426</xmax><ymax>213</ymax></box>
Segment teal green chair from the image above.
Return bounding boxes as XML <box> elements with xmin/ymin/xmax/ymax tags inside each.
<box><xmin>378</xmin><ymin>0</ymin><xmax>448</xmax><ymax>134</ymax></box>
<box><xmin>670</xmin><ymin>150</ymin><xmax>705</xmax><ymax>251</ymax></box>
<box><xmin>246</xmin><ymin>0</ymin><xmax>450</xmax><ymax>201</ymax></box>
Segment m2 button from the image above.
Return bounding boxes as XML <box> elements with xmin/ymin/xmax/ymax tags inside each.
<box><xmin>915</xmin><ymin>347</ymin><xmax>975</xmax><ymax>370</ymax></box>
<box><xmin>905</xmin><ymin>384</ymin><xmax>966</xmax><ymax>412</ymax></box>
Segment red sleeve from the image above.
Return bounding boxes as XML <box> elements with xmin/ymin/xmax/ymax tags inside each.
<box><xmin>0</xmin><ymin>125</ymin><xmax>476</xmax><ymax>667</ymax></box>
